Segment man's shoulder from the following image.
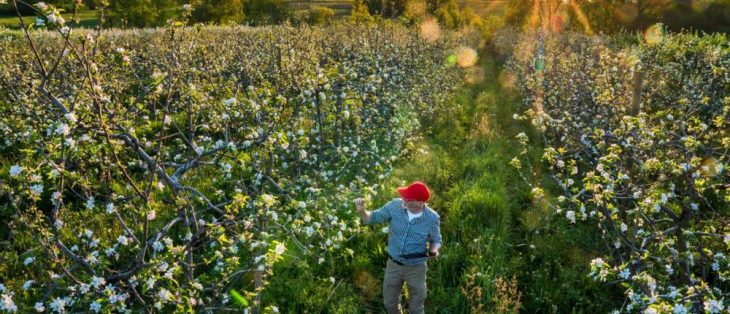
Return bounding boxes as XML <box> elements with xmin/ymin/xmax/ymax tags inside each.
<box><xmin>386</xmin><ymin>198</ymin><xmax>401</xmax><ymax>209</ymax></box>
<box><xmin>378</xmin><ymin>198</ymin><xmax>401</xmax><ymax>214</ymax></box>
<box><xmin>425</xmin><ymin>206</ymin><xmax>440</xmax><ymax>221</ymax></box>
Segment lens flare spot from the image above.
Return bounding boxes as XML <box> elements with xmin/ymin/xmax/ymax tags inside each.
<box><xmin>455</xmin><ymin>46</ymin><xmax>478</xmax><ymax>68</ymax></box>
<box><xmin>446</xmin><ymin>54</ymin><xmax>457</xmax><ymax>66</ymax></box>
<box><xmin>498</xmin><ymin>71</ymin><xmax>517</xmax><ymax>90</ymax></box>
<box><xmin>617</xmin><ymin>3</ymin><xmax>638</xmax><ymax>24</ymax></box>
<box><xmin>419</xmin><ymin>17</ymin><xmax>441</xmax><ymax>43</ymax></box>
<box><xmin>464</xmin><ymin>66</ymin><xmax>485</xmax><ymax>84</ymax></box>
<box><xmin>549</xmin><ymin>10</ymin><xmax>570</xmax><ymax>32</ymax></box>
<box><xmin>644</xmin><ymin>23</ymin><xmax>665</xmax><ymax>45</ymax></box>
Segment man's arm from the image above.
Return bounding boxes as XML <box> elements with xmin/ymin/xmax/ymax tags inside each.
<box><xmin>354</xmin><ymin>198</ymin><xmax>394</xmax><ymax>225</ymax></box>
<box><xmin>354</xmin><ymin>198</ymin><xmax>372</xmax><ymax>224</ymax></box>
<box><xmin>429</xmin><ymin>217</ymin><xmax>443</xmax><ymax>256</ymax></box>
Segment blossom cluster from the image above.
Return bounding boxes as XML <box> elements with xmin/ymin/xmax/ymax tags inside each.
<box><xmin>497</xmin><ymin>27</ymin><xmax>730</xmax><ymax>312</ymax></box>
<box><xmin>0</xmin><ymin>23</ymin><xmax>478</xmax><ymax>312</ymax></box>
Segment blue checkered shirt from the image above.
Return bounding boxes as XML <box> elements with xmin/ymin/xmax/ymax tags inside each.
<box><xmin>366</xmin><ymin>198</ymin><xmax>443</xmax><ymax>265</ymax></box>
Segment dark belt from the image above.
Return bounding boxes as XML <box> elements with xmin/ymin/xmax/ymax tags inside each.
<box><xmin>387</xmin><ymin>254</ymin><xmax>404</xmax><ymax>266</ymax></box>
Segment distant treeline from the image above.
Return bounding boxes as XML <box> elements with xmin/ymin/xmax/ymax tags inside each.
<box><xmin>502</xmin><ymin>0</ymin><xmax>730</xmax><ymax>34</ymax></box>
<box><xmin>1</xmin><ymin>0</ymin><xmax>291</xmax><ymax>27</ymax></box>
<box><xmin>0</xmin><ymin>0</ymin><xmax>486</xmax><ymax>29</ymax></box>
<box><xmin>3</xmin><ymin>0</ymin><xmax>728</xmax><ymax>33</ymax></box>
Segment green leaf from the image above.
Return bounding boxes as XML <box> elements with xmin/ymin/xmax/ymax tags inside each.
<box><xmin>229</xmin><ymin>289</ymin><xmax>249</xmax><ymax>307</ymax></box>
<box><xmin>218</xmin><ymin>233</ymin><xmax>231</xmax><ymax>244</ymax></box>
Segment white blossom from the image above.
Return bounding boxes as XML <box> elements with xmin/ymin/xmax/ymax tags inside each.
<box><xmin>158</xmin><ymin>288</ymin><xmax>173</xmax><ymax>303</ymax></box>
<box><xmin>30</xmin><ymin>184</ymin><xmax>43</xmax><ymax>196</ymax></box>
<box><xmin>49</xmin><ymin>297</ymin><xmax>66</xmax><ymax>313</ymax></box>
<box><xmin>673</xmin><ymin>304</ymin><xmax>687</xmax><ymax>314</ymax></box>
<box><xmin>565</xmin><ymin>210</ymin><xmax>576</xmax><ymax>223</ymax></box>
<box><xmin>105</xmin><ymin>202</ymin><xmax>115</xmax><ymax>214</ymax></box>
<box><xmin>91</xmin><ymin>276</ymin><xmax>105</xmax><ymax>289</ymax></box>
<box><xmin>619</xmin><ymin>268</ymin><xmax>630</xmax><ymax>280</ymax></box>
<box><xmin>86</xmin><ymin>197</ymin><xmax>95</xmax><ymax>210</ymax></box>
<box><xmin>54</xmin><ymin>219</ymin><xmax>63</xmax><ymax>230</ymax></box>
<box><xmin>304</xmin><ymin>226</ymin><xmax>314</xmax><ymax>237</ymax></box>
<box><xmin>261</xmin><ymin>194</ymin><xmax>275</xmax><ymax>207</ymax></box>
<box><xmin>89</xmin><ymin>301</ymin><xmax>101</xmax><ymax>313</ymax></box>
<box><xmin>22</xmin><ymin>280</ymin><xmax>34</xmax><ymax>290</ymax></box>
<box><xmin>51</xmin><ymin>191</ymin><xmax>62</xmax><ymax>206</ymax></box>
<box><xmin>274</xmin><ymin>242</ymin><xmax>286</xmax><ymax>256</ymax></box>
<box><xmin>0</xmin><ymin>292</ymin><xmax>17</xmax><ymax>312</ymax></box>
<box><xmin>644</xmin><ymin>308</ymin><xmax>657</xmax><ymax>314</ymax></box>
<box><xmin>152</xmin><ymin>241</ymin><xmax>164</xmax><ymax>253</ymax></box>
<box><xmin>704</xmin><ymin>299</ymin><xmax>724</xmax><ymax>314</ymax></box>
<box><xmin>54</xmin><ymin>123</ymin><xmax>70</xmax><ymax>136</ymax></box>
<box><xmin>117</xmin><ymin>235</ymin><xmax>129</xmax><ymax>246</ymax></box>
<box><xmin>590</xmin><ymin>257</ymin><xmax>604</xmax><ymax>268</ymax></box>
<box><xmin>64</xmin><ymin>113</ymin><xmax>77</xmax><ymax>123</ymax></box>
<box><xmin>9</xmin><ymin>165</ymin><xmax>22</xmax><ymax>177</ymax></box>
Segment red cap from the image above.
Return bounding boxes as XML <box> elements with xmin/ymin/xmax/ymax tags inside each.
<box><xmin>397</xmin><ymin>181</ymin><xmax>430</xmax><ymax>202</ymax></box>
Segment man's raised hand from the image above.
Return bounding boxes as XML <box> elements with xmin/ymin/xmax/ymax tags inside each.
<box><xmin>354</xmin><ymin>198</ymin><xmax>365</xmax><ymax>212</ymax></box>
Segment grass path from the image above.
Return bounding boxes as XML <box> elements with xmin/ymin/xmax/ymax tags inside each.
<box><xmin>370</xmin><ymin>50</ymin><xmax>531</xmax><ymax>312</ymax></box>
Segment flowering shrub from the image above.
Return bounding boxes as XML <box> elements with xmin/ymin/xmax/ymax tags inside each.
<box><xmin>0</xmin><ymin>3</ymin><xmax>479</xmax><ymax>311</ymax></box>
<box><xmin>498</xmin><ymin>27</ymin><xmax>730</xmax><ymax>313</ymax></box>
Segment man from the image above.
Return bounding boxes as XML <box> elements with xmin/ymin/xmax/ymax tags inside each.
<box><xmin>354</xmin><ymin>181</ymin><xmax>442</xmax><ymax>314</ymax></box>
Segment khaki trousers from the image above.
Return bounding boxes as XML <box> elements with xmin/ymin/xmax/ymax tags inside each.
<box><xmin>383</xmin><ymin>258</ymin><xmax>428</xmax><ymax>314</ymax></box>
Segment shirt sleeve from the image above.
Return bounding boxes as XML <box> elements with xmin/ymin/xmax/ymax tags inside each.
<box><xmin>367</xmin><ymin>198</ymin><xmax>398</xmax><ymax>225</ymax></box>
<box><xmin>429</xmin><ymin>216</ymin><xmax>442</xmax><ymax>245</ymax></box>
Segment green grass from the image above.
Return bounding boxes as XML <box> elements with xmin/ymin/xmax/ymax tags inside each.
<box><xmin>0</xmin><ymin>10</ymin><xmax>100</xmax><ymax>29</ymax></box>
<box><xmin>396</xmin><ymin>52</ymin><xmax>527</xmax><ymax>312</ymax></box>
